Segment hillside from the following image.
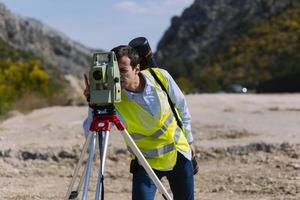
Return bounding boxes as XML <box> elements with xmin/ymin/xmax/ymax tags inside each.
<box><xmin>0</xmin><ymin>3</ymin><xmax>93</xmax><ymax>75</ymax></box>
<box><xmin>0</xmin><ymin>3</ymin><xmax>94</xmax><ymax>116</ymax></box>
<box><xmin>0</xmin><ymin>37</ymin><xmax>69</xmax><ymax>116</ymax></box>
<box><xmin>155</xmin><ymin>0</ymin><xmax>300</xmax><ymax>93</ymax></box>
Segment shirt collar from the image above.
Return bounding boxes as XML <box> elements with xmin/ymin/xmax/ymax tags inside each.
<box><xmin>124</xmin><ymin>73</ymin><xmax>154</xmax><ymax>100</ymax></box>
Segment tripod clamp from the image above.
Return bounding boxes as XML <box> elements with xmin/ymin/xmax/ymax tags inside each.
<box><xmin>89</xmin><ymin>107</ymin><xmax>124</xmax><ymax>132</ymax></box>
<box><xmin>65</xmin><ymin>105</ymin><xmax>172</xmax><ymax>200</ymax></box>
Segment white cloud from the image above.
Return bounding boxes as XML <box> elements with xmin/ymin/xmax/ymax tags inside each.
<box><xmin>113</xmin><ymin>1</ymin><xmax>147</xmax><ymax>14</ymax></box>
<box><xmin>113</xmin><ymin>0</ymin><xmax>194</xmax><ymax>16</ymax></box>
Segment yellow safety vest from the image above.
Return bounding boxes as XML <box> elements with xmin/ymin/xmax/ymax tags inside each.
<box><xmin>115</xmin><ymin>68</ymin><xmax>190</xmax><ymax>170</ymax></box>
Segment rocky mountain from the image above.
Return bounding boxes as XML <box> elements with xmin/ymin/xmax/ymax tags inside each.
<box><xmin>0</xmin><ymin>3</ymin><xmax>93</xmax><ymax>75</ymax></box>
<box><xmin>155</xmin><ymin>0</ymin><xmax>300</xmax><ymax>92</ymax></box>
<box><xmin>156</xmin><ymin>0</ymin><xmax>292</xmax><ymax>65</ymax></box>
<box><xmin>0</xmin><ymin>3</ymin><xmax>98</xmax><ymax>115</ymax></box>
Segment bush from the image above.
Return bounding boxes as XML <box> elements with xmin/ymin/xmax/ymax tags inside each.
<box><xmin>0</xmin><ymin>59</ymin><xmax>52</xmax><ymax>115</ymax></box>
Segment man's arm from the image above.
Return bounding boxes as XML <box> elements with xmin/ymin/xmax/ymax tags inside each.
<box><xmin>83</xmin><ymin>107</ymin><xmax>93</xmax><ymax>137</ymax></box>
<box><xmin>160</xmin><ymin>69</ymin><xmax>193</xmax><ymax>144</ymax></box>
<box><xmin>82</xmin><ymin>73</ymin><xmax>93</xmax><ymax>137</ymax></box>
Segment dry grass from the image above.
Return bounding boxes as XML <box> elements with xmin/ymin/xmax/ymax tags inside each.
<box><xmin>12</xmin><ymin>92</ymin><xmax>48</xmax><ymax>113</ymax></box>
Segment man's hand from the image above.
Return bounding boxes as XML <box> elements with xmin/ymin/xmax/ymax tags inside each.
<box><xmin>190</xmin><ymin>143</ymin><xmax>199</xmax><ymax>175</ymax></box>
<box><xmin>190</xmin><ymin>143</ymin><xmax>196</xmax><ymax>157</ymax></box>
<box><xmin>83</xmin><ymin>74</ymin><xmax>90</xmax><ymax>102</ymax></box>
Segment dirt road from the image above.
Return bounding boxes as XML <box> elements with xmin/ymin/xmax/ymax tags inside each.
<box><xmin>0</xmin><ymin>94</ymin><xmax>299</xmax><ymax>200</ymax></box>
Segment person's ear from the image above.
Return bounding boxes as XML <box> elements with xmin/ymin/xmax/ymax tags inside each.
<box><xmin>135</xmin><ymin>64</ymin><xmax>141</xmax><ymax>74</ymax></box>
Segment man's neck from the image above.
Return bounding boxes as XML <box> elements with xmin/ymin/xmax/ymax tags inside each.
<box><xmin>127</xmin><ymin>73</ymin><xmax>145</xmax><ymax>93</ymax></box>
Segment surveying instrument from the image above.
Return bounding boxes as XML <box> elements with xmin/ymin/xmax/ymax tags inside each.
<box><xmin>64</xmin><ymin>51</ymin><xmax>172</xmax><ymax>200</ymax></box>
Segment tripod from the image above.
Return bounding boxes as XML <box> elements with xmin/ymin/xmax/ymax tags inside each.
<box><xmin>65</xmin><ymin>105</ymin><xmax>172</xmax><ymax>200</ymax></box>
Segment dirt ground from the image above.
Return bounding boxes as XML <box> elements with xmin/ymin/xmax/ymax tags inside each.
<box><xmin>0</xmin><ymin>94</ymin><xmax>299</xmax><ymax>200</ymax></box>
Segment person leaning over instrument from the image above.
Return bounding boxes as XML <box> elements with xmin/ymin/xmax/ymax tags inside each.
<box><xmin>83</xmin><ymin>45</ymin><xmax>195</xmax><ymax>200</ymax></box>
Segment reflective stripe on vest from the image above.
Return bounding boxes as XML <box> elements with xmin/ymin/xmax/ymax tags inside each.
<box><xmin>174</xmin><ymin>126</ymin><xmax>181</xmax><ymax>144</ymax></box>
<box><xmin>130</xmin><ymin>112</ymin><xmax>174</xmax><ymax>140</ymax></box>
<box><xmin>127</xmin><ymin>143</ymin><xmax>175</xmax><ymax>158</ymax></box>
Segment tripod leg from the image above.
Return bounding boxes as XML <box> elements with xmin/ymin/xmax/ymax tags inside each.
<box><xmin>65</xmin><ymin>132</ymin><xmax>93</xmax><ymax>200</ymax></box>
<box><xmin>120</xmin><ymin>129</ymin><xmax>172</xmax><ymax>200</ymax></box>
<box><xmin>95</xmin><ymin>130</ymin><xmax>110</xmax><ymax>200</ymax></box>
<box><xmin>73</xmin><ymin>158</ymin><xmax>88</xmax><ymax>198</ymax></box>
<box><xmin>82</xmin><ymin>132</ymin><xmax>97</xmax><ymax>200</ymax></box>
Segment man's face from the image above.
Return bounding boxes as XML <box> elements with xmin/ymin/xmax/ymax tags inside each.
<box><xmin>118</xmin><ymin>56</ymin><xmax>139</xmax><ymax>90</ymax></box>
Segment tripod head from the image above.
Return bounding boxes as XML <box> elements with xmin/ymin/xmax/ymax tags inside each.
<box><xmin>89</xmin><ymin>52</ymin><xmax>121</xmax><ymax>106</ymax></box>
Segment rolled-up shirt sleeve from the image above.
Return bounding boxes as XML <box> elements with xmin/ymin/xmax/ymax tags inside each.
<box><xmin>160</xmin><ymin>69</ymin><xmax>193</xmax><ymax>144</ymax></box>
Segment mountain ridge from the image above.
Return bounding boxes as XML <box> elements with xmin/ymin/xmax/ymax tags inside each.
<box><xmin>156</xmin><ymin>0</ymin><xmax>292</xmax><ymax>64</ymax></box>
<box><xmin>155</xmin><ymin>0</ymin><xmax>299</xmax><ymax>92</ymax></box>
<box><xmin>0</xmin><ymin>3</ymin><xmax>93</xmax><ymax>75</ymax></box>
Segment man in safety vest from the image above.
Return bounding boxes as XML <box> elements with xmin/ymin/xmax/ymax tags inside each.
<box><xmin>83</xmin><ymin>45</ymin><xmax>195</xmax><ymax>200</ymax></box>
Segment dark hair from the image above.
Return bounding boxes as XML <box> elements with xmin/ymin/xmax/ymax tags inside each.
<box><xmin>111</xmin><ymin>45</ymin><xmax>140</xmax><ymax>68</ymax></box>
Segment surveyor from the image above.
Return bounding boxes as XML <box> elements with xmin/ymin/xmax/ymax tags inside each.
<box><xmin>83</xmin><ymin>45</ymin><xmax>195</xmax><ymax>200</ymax></box>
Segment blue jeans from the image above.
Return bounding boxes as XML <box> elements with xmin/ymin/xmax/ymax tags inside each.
<box><xmin>132</xmin><ymin>153</ymin><xmax>194</xmax><ymax>200</ymax></box>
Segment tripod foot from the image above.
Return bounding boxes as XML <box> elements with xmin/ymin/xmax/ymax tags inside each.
<box><xmin>68</xmin><ymin>191</ymin><xmax>78</xmax><ymax>199</ymax></box>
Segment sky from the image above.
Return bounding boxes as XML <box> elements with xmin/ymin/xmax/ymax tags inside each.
<box><xmin>0</xmin><ymin>0</ymin><xmax>194</xmax><ymax>51</ymax></box>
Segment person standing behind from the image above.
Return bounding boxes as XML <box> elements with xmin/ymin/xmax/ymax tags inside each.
<box><xmin>83</xmin><ymin>45</ymin><xmax>195</xmax><ymax>200</ymax></box>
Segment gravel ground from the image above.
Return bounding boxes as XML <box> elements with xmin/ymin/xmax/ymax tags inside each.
<box><xmin>0</xmin><ymin>94</ymin><xmax>299</xmax><ymax>200</ymax></box>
